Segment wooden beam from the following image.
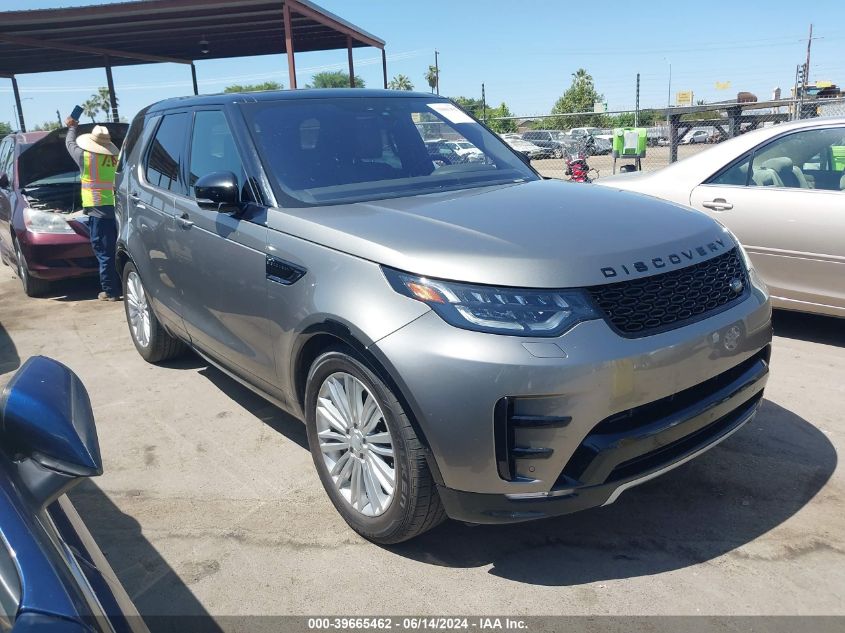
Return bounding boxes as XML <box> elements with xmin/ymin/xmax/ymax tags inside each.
<box><xmin>382</xmin><ymin>48</ymin><xmax>387</xmax><ymax>89</ymax></box>
<box><xmin>0</xmin><ymin>33</ymin><xmax>191</xmax><ymax>65</ymax></box>
<box><xmin>286</xmin><ymin>0</ymin><xmax>384</xmax><ymax>50</ymax></box>
<box><xmin>11</xmin><ymin>76</ymin><xmax>26</xmax><ymax>132</ymax></box>
<box><xmin>283</xmin><ymin>2</ymin><xmax>297</xmax><ymax>89</ymax></box>
<box><xmin>104</xmin><ymin>57</ymin><xmax>119</xmax><ymax>122</ymax></box>
<box><xmin>347</xmin><ymin>36</ymin><xmax>354</xmax><ymax>87</ymax></box>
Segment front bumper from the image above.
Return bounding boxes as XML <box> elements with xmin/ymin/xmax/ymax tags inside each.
<box><xmin>370</xmin><ymin>280</ymin><xmax>772</xmax><ymax>521</ymax></box>
<box><xmin>17</xmin><ymin>225</ymin><xmax>97</xmax><ymax>281</ymax></box>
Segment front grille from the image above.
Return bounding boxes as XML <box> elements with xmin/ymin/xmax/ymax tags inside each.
<box><xmin>587</xmin><ymin>248</ymin><xmax>748</xmax><ymax>337</ymax></box>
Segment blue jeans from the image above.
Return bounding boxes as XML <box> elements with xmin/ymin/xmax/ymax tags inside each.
<box><xmin>88</xmin><ymin>216</ymin><xmax>119</xmax><ymax>296</ymax></box>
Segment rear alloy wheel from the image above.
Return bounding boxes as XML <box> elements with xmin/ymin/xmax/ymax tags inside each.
<box><xmin>305</xmin><ymin>349</ymin><xmax>445</xmax><ymax>544</ymax></box>
<box><xmin>13</xmin><ymin>237</ymin><xmax>49</xmax><ymax>297</ymax></box>
<box><xmin>122</xmin><ymin>262</ymin><xmax>186</xmax><ymax>363</ymax></box>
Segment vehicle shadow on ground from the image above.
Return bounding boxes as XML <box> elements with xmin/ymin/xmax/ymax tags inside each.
<box><xmin>39</xmin><ymin>276</ymin><xmax>103</xmax><ymax>302</ymax></box>
<box><xmin>69</xmin><ymin>481</ymin><xmax>225</xmax><ymax>633</ymax></box>
<box><xmin>196</xmin><ymin>360</ymin><xmax>309</xmax><ymax>450</ymax></box>
<box><xmin>772</xmin><ymin>309</ymin><xmax>845</xmax><ymax>347</ymax></box>
<box><xmin>389</xmin><ymin>399</ymin><xmax>836</xmax><ymax>586</ymax></box>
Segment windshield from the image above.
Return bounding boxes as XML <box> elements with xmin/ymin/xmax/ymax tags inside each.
<box><xmin>24</xmin><ymin>171</ymin><xmax>79</xmax><ymax>187</ymax></box>
<box><xmin>240</xmin><ymin>97</ymin><xmax>538</xmax><ymax>207</ymax></box>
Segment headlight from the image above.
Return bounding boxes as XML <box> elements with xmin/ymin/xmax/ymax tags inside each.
<box><xmin>23</xmin><ymin>208</ymin><xmax>75</xmax><ymax>234</ymax></box>
<box><xmin>383</xmin><ymin>268</ymin><xmax>598</xmax><ymax>337</ymax></box>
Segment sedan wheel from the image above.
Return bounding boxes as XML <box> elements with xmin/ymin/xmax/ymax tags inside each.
<box><xmin>14</xmin><ymin>238</ymin><xmax>49</xmax><ymax>297</ymax></box>
<box><xmin>316</xmin><ymin>371</ymin><xmax>395</xmax><ymax>517</ymax></box>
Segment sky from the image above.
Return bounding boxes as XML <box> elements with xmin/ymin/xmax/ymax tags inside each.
<box><xmin>2</xmin><ymin>0</ymin><xmax>844</xmax><ymax>128</ymax></box>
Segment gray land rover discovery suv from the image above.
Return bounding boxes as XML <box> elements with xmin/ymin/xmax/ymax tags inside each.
<box><xmin>115</xmin><ymin>89</ymin><xmax>772</xmax><ymax>544</ymax></box>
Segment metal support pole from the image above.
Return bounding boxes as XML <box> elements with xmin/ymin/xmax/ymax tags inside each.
<box><xmin>381</xmin><ymin>49</ymin><xmax>387</xmax><ymax>89</ymax></box>
<box><xmin>347</xmin><ymin>36</ymin><xmax>355</xmax><ymax>87</ymax></box>
<box><xmin>481</xmin><ymin>83</ymin><xmax>486</xmax><ymax>122</ymax></box>
<box><xmin>283</xmin><ymin>2</ymin><xmax>297</xmax><ymax>90</ymax></box>
<box><xmin>727</xmin><ymin>106</ymin><xmax>740</xmax><ymax>138</ymax></box>
<box><xmin>635</xmin><ymin>73</ymin><xmax>640</xmax><ymax>127</ymax></box>
<box><xmin>669</xmin><ymin>114</ymin><xmax>680</xmax><ymax>163</ymax></box>
<box><xmin>104</xmin><ymin>57</ymin><xmax>118</xmax><ymax>122</ymax></box>
<box><xmin>11</xmin><ymin>75</ymin><xmax>25</xmax><ymax>132</ymax></box>
<box><xmin>434</xmin><ymin>50</ymin><xmax>439</xmax><ymax>96</ymax></box>
<box><xmin>191</xmin><ymin>62</ymin><xmax>198</xmax><ymax>95</ymax></box>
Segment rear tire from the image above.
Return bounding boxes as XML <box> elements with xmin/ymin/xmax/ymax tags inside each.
<box><xmin>305</xmin><ymin>348</ymin><xmax>445</xmax><ymax>544</ymax></box>
<box><xmin>13</xmin><ymin>237</ymin><xmax>50</xmax><ymax>298</ymax></box>
<box><xmin>122</xmin><ymin>262</ymin><xmax>186</xmax><ymax>363</ymax></box>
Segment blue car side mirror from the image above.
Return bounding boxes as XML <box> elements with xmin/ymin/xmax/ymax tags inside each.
<box><xmin>0</xmin><ymin>356</ymin><xmax>102</xmax><ymax>508</ymax></box>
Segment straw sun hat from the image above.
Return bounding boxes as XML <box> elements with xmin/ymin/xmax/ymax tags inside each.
<box><xmin>77</xmin><ymin>125</ymin><xmax>119</xmax><ymax>156</ymax></box>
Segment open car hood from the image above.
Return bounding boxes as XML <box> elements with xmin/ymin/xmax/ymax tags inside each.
<box><xmin>18</xmin><ymin>123</ymin><xmax>128</xmax><ymax>189</ymax></box>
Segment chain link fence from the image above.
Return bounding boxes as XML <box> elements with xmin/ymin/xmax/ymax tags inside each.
<box><xmin>482</xmin><ymin>97</ymin><xmax>845</xmax><ymax>181</ymax></box>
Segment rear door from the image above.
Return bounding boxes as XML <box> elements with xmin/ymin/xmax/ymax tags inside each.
<box><xmin>172</xmin><ymin>108</ymin><xmax>277</xmax><ymax>389</ymax></box>
<box><xmin>131</xmin><ymin>112</ymin><xmax>191</xmax><ymax>336</ymax></box>
<box><xmin>689</xmin><ymin>125</ymin><xmax>845</xmax><ymax>313</ymax></box>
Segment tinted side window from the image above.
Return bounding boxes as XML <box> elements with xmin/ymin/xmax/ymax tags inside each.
<box><xmin>188</xmin><ymin>110</ymin><xmax>249</xmax><ymax>199</ymax></box>
<box><xmin>116</xmin><ymin>112</ymin><xmax>147</xmax><ymax>174</ymax></box>
<box><xmin>708</xmin><ymin>155</ymin><xmax>750</xmax><ymax>186</ymax></box>
<box><xmin>144</xmin><ymin>113</ymin><xmax>189</xmax><ymax>195</ymax></box>
<box><xmin>0</xmin><ymin>140</ymin><xmax>12</xmax><ymax>180</ymax></box>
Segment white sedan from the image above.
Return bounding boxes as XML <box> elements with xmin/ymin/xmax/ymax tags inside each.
<box><xmin>446</xmin><ymin>141</ymin><xmax>484</xmax><ymax>162</ymax></box>
<box><xmin>598</xmin><ymin>117</ymin><xmax>845</xmax><ymax>318</ymax></box>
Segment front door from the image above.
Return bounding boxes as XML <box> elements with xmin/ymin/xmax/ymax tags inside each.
<box><xmin>689</xmin><ymin>125</ymin><xmax>845</xmax><ymax>313</ymax></box>
<box><xmin>172</xmin><ymin>108</ymin><xmax>276</xmax><ymax>389</ymax></box>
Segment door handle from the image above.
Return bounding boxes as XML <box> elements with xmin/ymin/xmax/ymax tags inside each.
<box><xmin>129</xmin><ymin>191</ymin><xmax>147</xmax><ymax>209</ymax></box>
<box><xmin>701</xmin><ymin>198</ymin><xmax>733</xmax><ymax>211</ymax></box>
<box><xmin>176</xmin><ymin>213</ymin><xmax>194</xmax><ymax>229</ymax></box>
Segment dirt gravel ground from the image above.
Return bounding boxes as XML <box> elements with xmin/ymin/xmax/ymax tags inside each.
<box><xmin>0</xmin><ymin>268</ymin><xmax>843</xmax><ymax>621</ymax></box>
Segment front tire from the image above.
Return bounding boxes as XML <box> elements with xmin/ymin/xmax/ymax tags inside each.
<box><xmin>122</xmin><ymin>262</ymin><xmax>186</xmax><ymax>363</ymax></box>
<box><xmin>305</xmin><ymin>348</ymin><xmax>445</xmax><ymax>544</ymax></box>
<box><xmin>14</xmin><ymin>237</ymin><xmax>50</xmax><ymax>297</ymax></box>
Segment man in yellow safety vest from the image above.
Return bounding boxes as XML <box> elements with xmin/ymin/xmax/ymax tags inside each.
<box><xmin>65</xmin><ymin>117</ymin><xmax>121</xmax><ymax>301</ymax></box>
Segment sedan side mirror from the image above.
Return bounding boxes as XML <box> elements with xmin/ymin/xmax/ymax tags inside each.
<box><xmin>0</xmin><ymin>172</ymin><xmax>9</xmax><ymax>189</ymax></box>
<box><xmin>194</xmin><ymin>171</ymin><xmax>241</xmax><ymax>213</ymax></box>
<box><xmin>0</xmin><ymin>356</ymin><xmax>102</xmax><ymax>509</ymax></box>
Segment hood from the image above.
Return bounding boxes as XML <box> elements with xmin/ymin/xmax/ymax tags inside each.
<box><xmin>17</xmin><ymin>123</ymin><xmax>128</xmax><ymax>189</ymax></box>
<box><xmin>267</xmin><ymin>179</ymin><xmax>735</xmax><ymax>288</ymax></box>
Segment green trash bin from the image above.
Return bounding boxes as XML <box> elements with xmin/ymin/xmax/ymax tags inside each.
<box><xmin>612</xmin><ymin>127</ymin><xmax>648</xmax><ymax>156</ymax></box>
<box><xmin>831</xmin><ymin>145</ymin><xmax>845</xmax><ymax>172</ymax></box>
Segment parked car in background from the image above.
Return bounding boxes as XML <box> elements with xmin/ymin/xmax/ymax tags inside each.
<box><xmin>501</xmin><ymin>135</ymin><xmax>547</xmax><ymax>160</ymax></box>
<box><xmin>424</xmin><ymin>139</ymin><xmax>468</xmax><ymax>166</ymax></box>
<box><xmin>681</xmin><ymin>129</ymin><xmax>710</xmax><ymax>144</ymax></box>
<box><xmin>0</xmin><ymin>356</ymin><xmax>148</xmax><ymax>632</ymax></box>
<box><xmin>591</xmin><ymin>136</ymin><xmax>613</xmax><ymax>155</ymax></box>
<box><xmin>599</xmin><ymin>117</ymin><xmax>845</xmax><ymax>318</ymax></box>
<box><xmin>521</xmin><ymin>130</ymin><xmax>568</xmax><ymax>158</ymax></box>
<box><xmin>116</xmin><ymin>89</ymin><xmax>771</xmax><ymax>544</ymax></box>
<box><xmin>445</xmin><ymin>140</ymin><xmax>484</xmax><ymax>162</ymax></box>
<box><xmin>0</xmin><ymin>124</ymin><xmax>127</xmax><ymax>296</ymax></box>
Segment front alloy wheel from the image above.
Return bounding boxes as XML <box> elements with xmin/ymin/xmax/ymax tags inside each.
<box><xmin>125</xmin><ymin>270</ymin><xmax>151</xmax><ymax>348</ymax></box>
<box><xmin>121</xmin><ymin>262</ymin><xmax>185</xmax><ymax>363</ymax></box>
<box><xmin>316</xmin><ymin>372</ymin><xmax>395</xmax><ymax>516</ymax></box>
<box><xmin>305</xmin><ymin>348</ymin><xmax>445</xmax><ymax>543</ymax></box>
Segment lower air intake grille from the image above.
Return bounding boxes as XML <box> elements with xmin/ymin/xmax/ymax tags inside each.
<box><xmin>587</xmin><ymin>248</ymin><xmax>748</xmax><ymax>337</ymax></box>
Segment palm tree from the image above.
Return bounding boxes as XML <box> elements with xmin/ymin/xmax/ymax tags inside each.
<box><xmin>96</xmin><ymin>86</ymin><xmax>117</xmax><ymax>121</ymax></box>
<box><xmin>388</xmin><ymin>74</ymin><xmax>414</xmax><ymax>91</ymax></box>
<box><xmin>81</xmin><ymin>98</ymin><xmax>100</xmax><ymax>123</ymax></box>
<box><xmin>425</xmin><ymin>65</ymin><xmax>438</xmax><ymax>93</ymax></box>
<box><xmin>572</xmin><ymin>68</ymin><xmax>593</xmax><ymax>87</ymax></box>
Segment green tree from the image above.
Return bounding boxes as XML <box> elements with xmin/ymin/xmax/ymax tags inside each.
<box><xmin>450</xmin><ymin>97</ymin><xmax>516</xmax><ymax>133</ymax></box>
<box><xmin>224</xmin><ymin>81</ymin><xmax>282</xmax><ymax>93</ymax></box>
<box><xmin>424</xmin><ymin>65</ymin><xmax>438</xmax><ymax>93</ymax></box>
<box><xmin>548</xmin><ymin>68</ymin><xmax>605</xmax><ymax>129</ymax></box>
<box><xmin>308</xmin><ymin>71</ymin><xmax>365</xmax><ymax>88</ymax></box>
<box><xmin>388</xmin><ymin>74</ymin><xmax>414</xmax><ymax>91</ymax></box>
<box><xmin>33</xmin><ymin>121</ymin><xmax>61</xmax><ymax>131</ymax></box>
<box><xmin>82</xmin><ymin>98</ymin><xmax>100</xmax><ymax>123</ymax></box>
<box><xmin>0</xmin><ymin>122</ymin><xmax>12</xmax><ymax>136</ymax></box>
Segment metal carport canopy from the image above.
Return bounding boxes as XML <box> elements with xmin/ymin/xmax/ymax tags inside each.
<box><xmin>0</xmin><ymin>0</ymin><xmax>387</xmax><ymax>131</ymax></box>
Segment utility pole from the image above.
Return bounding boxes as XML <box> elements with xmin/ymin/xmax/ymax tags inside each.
<box><xmin>56</xmin><ymin>109</ymin><xmax>62</xmax><ymax>127</ymax></box>
<box><xmin>434</xmin><ymin>50</ymin><xmax>440</xmax><ymax>95</ymax></box>
<box><xmin>481</xmin><ymin>83</ymin><xmax>487</xmax><ymax>122</ymax></box>
<box><xmin>635</xmin><ymin>73</ymin><xmax>640</xmax><ymax>127</ymax></box>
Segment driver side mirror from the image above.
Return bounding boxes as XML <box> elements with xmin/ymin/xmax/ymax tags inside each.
<box><xmin>194</xmin><ymin>171</ymin><xmax>241</xmax><ymax>213</ymax></box>
<box><xmin>0</xmin><ymin>356</ymin><xmax>102</xmax><ymax>509</ymax></box>
<box><xmin>0</xmin><ymin>172</ymin><xmax>9</xmax><ymax>189</ymax></box>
